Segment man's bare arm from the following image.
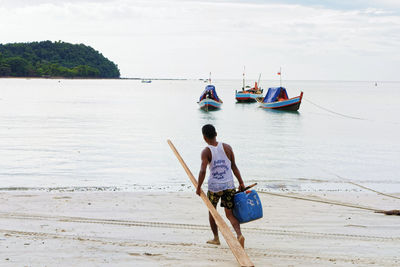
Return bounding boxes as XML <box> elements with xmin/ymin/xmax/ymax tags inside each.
<box><xmin>197</xmin><ymin>148</ymin><xmax>210</xmax><ymax>196</ymax></box>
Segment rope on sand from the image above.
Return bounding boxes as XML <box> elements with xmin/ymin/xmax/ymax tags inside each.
<box><xmin>257</xmin><ymin>190</ymin><xmax>400</xmax><ymax>215</ymax></box>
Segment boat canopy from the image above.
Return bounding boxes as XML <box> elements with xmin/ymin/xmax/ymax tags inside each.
<box><xmin>199</xmin><ymin>85</ymin><xmax>220</xmax><ymax>102</ymax></box>
<box><xmin>262</xmin><ymin>87</ymin><xmax>288</xmax><ymax>103</ymax></box>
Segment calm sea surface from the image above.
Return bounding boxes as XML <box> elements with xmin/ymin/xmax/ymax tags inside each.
<box><xmin>0</xmin><ymin>78</ymin><xmax>399</xmax><ymax>192</ymax></box>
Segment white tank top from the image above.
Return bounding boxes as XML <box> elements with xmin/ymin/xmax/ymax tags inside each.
<box><xmin>207</xmin><ymin>142</ymin><xmax>235</xmax><ymax>192</ymax></box>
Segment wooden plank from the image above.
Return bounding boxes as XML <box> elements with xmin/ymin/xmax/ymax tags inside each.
<box><xmin>167</xmin><ymin>140</ymin><xmax>254</xmax><ymax>267</ymax></box>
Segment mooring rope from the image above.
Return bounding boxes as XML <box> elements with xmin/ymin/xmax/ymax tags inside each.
<box><xmin>304</xmin><ymin>98</ymin><xmax>366</xmax><ymax>120</ymax></box>
<box><xmin>346</xmin><ymin>181</ymin><xmax>400</xmax><ymax>200</ymax></box>
<box><xmin>257</xmin><ymin>190</ymin><xmax>381</xmax><ymax>212</ymax></box>
<box><xmin>293</xmin><ymin>156</ymin><xmax>400</xmax><ymax>201</ymax></box>
<box><xmin>320</xmin><ymin>168</ymin><xmax>400</xmax><ymax>200</ymax></box>
<box><xmin>301</xmin><ymin>97</ymin><xmax>399</xmax><ymax>200</ymax></box>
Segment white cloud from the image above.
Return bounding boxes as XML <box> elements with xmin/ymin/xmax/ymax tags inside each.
<box><xmin>1</xmin><ymin>0</ymin><xmax>399</xmax><ymax>80</ymax></box>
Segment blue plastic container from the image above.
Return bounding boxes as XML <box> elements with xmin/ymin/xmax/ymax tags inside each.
<box><xmin>233</xmin><ymin>190</ymin><xmax>263</xmax><ymax>224</ymax></box>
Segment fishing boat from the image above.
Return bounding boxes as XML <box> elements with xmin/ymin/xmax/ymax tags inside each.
<box><xmin>235</xmin><ymin>71</ymin><xmax>263</xmax><ymax>102</ymax></box>
<box><xmin>141</xmin><ymin>79</ymin><xmax>152</xmax><ymax>83</ymax></box>
<box><xmin>198</xmin><ymin>84</ymin><xmax>223</xmax><ymax>111</ymax></box>
<box><xmin>235</xmin><ymin>82</ymin><xmax>263</xmax><ymax>102</ymax></box>
<box><xmin>257</xmin><ymin>87</ymin><xmax>303</xmax><ymax>111</ymax></box>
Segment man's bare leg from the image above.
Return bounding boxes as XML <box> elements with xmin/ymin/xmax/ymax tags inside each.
<box><xmin>225</xmin><ymin>208</ymin><xmax>245</xmax><ymax>248</ymax></box>
<box><xmin>207</xmin><ymin>211</ymin><xmax>220</xmax><ymax>245</ymax></box>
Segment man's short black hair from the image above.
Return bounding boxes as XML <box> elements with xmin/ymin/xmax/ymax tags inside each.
<box><xmin>202</xmin><ymin>124</ymin><xmax>217</xmax><ymax>139</ymax></box>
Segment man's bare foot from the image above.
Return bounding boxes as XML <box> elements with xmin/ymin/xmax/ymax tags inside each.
<box><xmin>206</xmin><ymin>237</ymin><xmax>220</xmax><ymax>245</ymax></box>
<box><xmin>238</xmin><ymin>235</ymin><xmax>245</xmax><ymax>248</ymax></box>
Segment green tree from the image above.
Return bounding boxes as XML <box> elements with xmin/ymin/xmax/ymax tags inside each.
<box><xmin>4</xmin><ymin>57</ymin><xmax>29</xmax><ymax>76</ymax></box>
<box><xmin>0</xmin><ymin>41</ymin><xmax>120</xmax><ymax>78</ymax></box>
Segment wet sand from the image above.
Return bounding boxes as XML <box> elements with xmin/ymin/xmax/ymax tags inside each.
<box><xmin>0</xmin><ymin>190</ymin><xmax>399</xmax><ymax>266</ymax></box>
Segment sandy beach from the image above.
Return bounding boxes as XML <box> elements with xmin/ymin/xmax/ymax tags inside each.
<box><xmin>0</xmin><ymin>190</ymin><xmax>399</xmax><ymax>266</ymax></box>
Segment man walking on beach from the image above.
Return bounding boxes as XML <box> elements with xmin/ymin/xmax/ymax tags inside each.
<box><xmin>196</xmin><ymin>124</ymin><xmax>246</xmax><ymax>248</ymax></box>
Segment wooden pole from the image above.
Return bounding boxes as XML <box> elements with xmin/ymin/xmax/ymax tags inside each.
<box><xmin>167</xmin><ymin>140</ymin><xmax>254</xmax><ymax>267</ymax></box>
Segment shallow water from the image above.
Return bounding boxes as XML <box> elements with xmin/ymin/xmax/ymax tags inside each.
<box><xmin>0</xmin><ymin>78</ymin><xmax>399</xmax><ymax>192</ymax></box>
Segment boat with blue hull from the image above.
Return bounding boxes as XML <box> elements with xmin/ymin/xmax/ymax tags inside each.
<box><xmin>257</xmin><ymin>87</ymin><xmax>303</xmax><ymax>111</ymax></box>
<box><xmin>198</xmin><ymin>84</ymin><xmax>223</xmax><ymax>111</ymax></box>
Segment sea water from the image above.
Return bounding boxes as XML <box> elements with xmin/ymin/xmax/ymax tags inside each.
<box><xmin>0</xmin><ymin>78</ymin><xmax>399</xmax><ymax>193</ymax></box>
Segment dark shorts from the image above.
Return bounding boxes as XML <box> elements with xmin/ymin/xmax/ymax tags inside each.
<box><xmin>207</xmin><ymin>188</ymin><xmax>236</xmax><ymax>209</ymax></box>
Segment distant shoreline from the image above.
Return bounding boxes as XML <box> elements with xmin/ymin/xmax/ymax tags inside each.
<box><xmin>0</xmin><ymin>76</ymin><xmax>189</xmax><ymax>81</ymax></box>
<box><xmin>0</xmin><ymin>76</ymin><xmax>119</xmax><ymax>80</ymax></box>
<box><xmin>1</xmin><ymin>76</ymin><xmax>398</xmax><ymax>82</ymax></box>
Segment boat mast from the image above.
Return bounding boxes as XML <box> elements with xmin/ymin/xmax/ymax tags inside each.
<box><xmin>242</xmin><ymin>66</ymin><xmax>245</xmax><ymax>90</ymax></box>
<box><xmin>209</xmin><ymin>72</ymin><xmax>211</xmax><ymax>84</ymax></box>
<box><xmin>257</xmin><ymin>73</ymin><xmax>261</xmax><ymax>89</ymax></box>
<box><xmin>279</xmin><ymin>67</ymin><xmax>282</xmax><ymax>87</ymax></box>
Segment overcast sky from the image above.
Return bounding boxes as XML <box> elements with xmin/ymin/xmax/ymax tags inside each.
<box><xmin>1</xmin><ymin>0</ymin><xmax>399</xmax><ymax>80</ymax></box>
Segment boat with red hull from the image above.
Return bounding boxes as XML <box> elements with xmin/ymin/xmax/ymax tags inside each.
<box><xmin>257</xmin><ymin>87</ymin><xmax>303</xmax><ymax>111</ymax></box>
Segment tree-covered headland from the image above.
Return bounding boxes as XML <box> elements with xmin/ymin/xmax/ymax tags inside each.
<box><xmin>0</xmin><ymin>41</ymin><xmax>120</xmax><ymax>78</ymax></box>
